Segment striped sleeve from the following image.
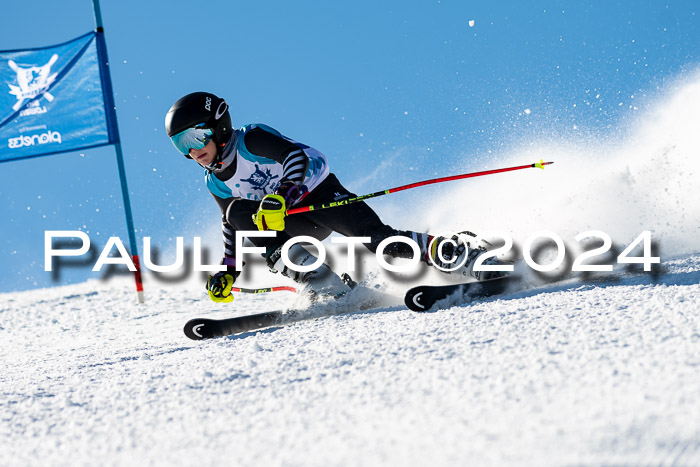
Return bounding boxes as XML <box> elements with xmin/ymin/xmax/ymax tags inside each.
<box><xmin>222</xmin><ymin>222</ymin><xmax>235</xmax><ymax>257</ymax></box>
<box><xmin>281</xmin><ymin>149</ymin><xmax>309</xmax><ymax>186</ymax></box>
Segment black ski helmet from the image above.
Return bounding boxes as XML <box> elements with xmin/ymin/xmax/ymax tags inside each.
<box><xmin>165</xmin><ymin>92</ymin><xmax>232</xmax><ymax>159</ymax></box>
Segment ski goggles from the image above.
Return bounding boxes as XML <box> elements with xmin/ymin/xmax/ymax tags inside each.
<box><xmin>170</xmin><ymin>123</ymin><xmax>213</xmax><ymax>155</ymax></box>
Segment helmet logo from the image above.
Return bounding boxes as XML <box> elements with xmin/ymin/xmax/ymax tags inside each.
<box><xmin>205</xmin><ymin>96</ymin><xmax>212</xmax><ymax>111</ymax></box>
<box><xmin>215</xmin><ymin>101</ymin><xmax>228</xmax><ymax>120</ymax></box>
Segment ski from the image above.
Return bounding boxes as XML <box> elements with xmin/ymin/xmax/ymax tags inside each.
<box><xmin>403</xmin><ymin>271</ymin><xmax>647</xmax><ymax>312</ymax></box>
<box><xmin>404</xmin><ymin>277</ymin><xmax>512</xmax><ymax>312</ymax></box>
<box><xmin>184</xmin><ymin>284</ymin><xmax>392</xmax><ymax>340</ymax></box>
<box><xmin>186</xmin><ymin>279</ymin><xmax>510</xmax><ymax>340</ymax></box>
<box><xmin>184</xmin><ymin>310</ymin><xmax>294</xmax><ymax>340</ymax></box>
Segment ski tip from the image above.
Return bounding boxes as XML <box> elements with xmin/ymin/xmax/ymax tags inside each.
<box><xmin>184</xmin><ymin>319</ymin><xmax>208</xmax><ymax>340</ymax></box>
<box><xmin>404</xmin><ymin>288</ymin><xmax>430</xmax><ymax>312</ymax></box>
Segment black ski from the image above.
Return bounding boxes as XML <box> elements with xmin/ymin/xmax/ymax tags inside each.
<box><xmin>184</xmin><ymin>284</ymin><xmax>392</xmax><ymax>340</ymax></box>
<box><xmin>404</xmin><ymin>277</ymin><xmax>511</xmax><ymax>311</ymax></box>
<box><xmin>184</xmin><ymin>310</ymin><xmax>293</xmax><ymax>340</ymax></box>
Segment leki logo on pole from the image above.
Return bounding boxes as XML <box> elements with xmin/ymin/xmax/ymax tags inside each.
<box><xmin>7</xmin><ymin>54</ymin><xmax>59</xmax><ymax>111</ymax></box>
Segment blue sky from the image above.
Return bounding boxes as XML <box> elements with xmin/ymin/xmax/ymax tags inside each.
<box><xmin>0</xmin><ymin>1</ymin><xmax>698</xmax><ymax>292</ymax></box>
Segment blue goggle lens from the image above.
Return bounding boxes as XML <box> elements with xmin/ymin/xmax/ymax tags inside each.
<box><xmin>170</xmin><ymin>125</ymin><xmax>213</xmax><ymax>155</ymax></box>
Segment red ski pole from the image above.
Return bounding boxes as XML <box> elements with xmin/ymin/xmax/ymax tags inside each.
<box><xmin>232</xmin><ymin>286</ymin><xmax>297</xmax><ymax>294</ymax></box>
<box><xmin>287</xmin><ymin>159</ymin><xmax>553</xmax><ymax>215</ymax></box>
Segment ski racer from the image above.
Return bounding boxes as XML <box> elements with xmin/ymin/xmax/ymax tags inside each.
<box><xmin>165</xmin><ymin>92</ymin><xmax>502</xmax><ymax>303</ymax></box>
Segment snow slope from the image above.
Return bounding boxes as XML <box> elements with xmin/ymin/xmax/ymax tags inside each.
<box><xmin>4</xmin><ymin>68</ymin><xmax>700</xmax><ymax>467</ymax></box>
<box><xmin>2</xmin><ymin>255</ymin><xmax>699</xmax><ymax>466</ymax></box>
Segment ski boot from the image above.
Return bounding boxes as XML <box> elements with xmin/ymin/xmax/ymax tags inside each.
<box><xmin>425</xmin><ymin>231</ymin><xmax>510</xmax><ymax>281</ymax></box>
<box><xmin>265</xmin><ymin>243</ymin><xmax>352</xmax><ymax>299</ymax></box>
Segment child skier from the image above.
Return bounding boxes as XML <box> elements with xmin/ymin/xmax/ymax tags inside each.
<box><xmin>165</xmin><ymin>92</ymin><xmax>501</xmax><ymax>302</ymax></box>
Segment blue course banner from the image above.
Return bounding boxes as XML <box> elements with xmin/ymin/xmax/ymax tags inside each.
<box><xmin>0</xmin><ymin>31</ymin><xmax>118</xmax><ymax>163</ymax></box>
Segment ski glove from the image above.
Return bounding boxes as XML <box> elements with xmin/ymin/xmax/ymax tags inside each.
<box><xmin>253</xmin><ymin>194</ymin><xmax>287</xmax><ymax>231</ymax></box>
<box><xmin>253</xmin><ymin>181</ymin><xmax>300</xmax><ymax>231</ymax></box>
<box><xmin>206</xmin><ymin>257</ymin><xmax>241</xmax><ymax>303</ymax></box>
<box><xmin>207</xmin><ymin>272</ymin><xmax>235</xmax><ymax>303</ymax></box>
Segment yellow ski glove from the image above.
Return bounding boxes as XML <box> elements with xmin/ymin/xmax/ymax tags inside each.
<box><xmin>253</xmin><ymin>194</ymin><xmax>287</xmax><ymax>231</ymax></box>
<box><xmin>206</xmin><ymin>271</ymin><xmax>235</xmax><ymax>303</ymax></box>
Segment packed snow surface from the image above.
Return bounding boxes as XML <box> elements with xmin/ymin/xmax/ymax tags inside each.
<box><xmin>4</xmin><ymin>69</ymin><xmax>700</xmax><ymax>467</ymax></box>
<box><xmin>2</xmin><ymin>255</ymin><xmax>699</xmax><ymax>466</ymax></box>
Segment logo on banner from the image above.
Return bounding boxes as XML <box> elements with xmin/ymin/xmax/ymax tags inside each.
<box><xmin>7</xmin><ymin>54</ymin><xmax>59</xmax><ymax>112</ymax></box>
<box><xmin>8</xmin><ymin>130</ymin><xmax>62</xmax><ymax>149</ymax></box>
<box><xmin>19</xmin><ymin>101</ymin><xmax>47</xmax><ymax>117</ymax></box>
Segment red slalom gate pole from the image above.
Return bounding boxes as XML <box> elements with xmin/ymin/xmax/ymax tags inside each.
<box><xmin>287</xmin><ymin>159</ymin><xmax>553</xmax><ymax>215</ymax></box>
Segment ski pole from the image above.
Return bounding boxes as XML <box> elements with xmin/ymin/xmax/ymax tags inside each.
<box><xmin>287</xmin><ymin>159</ymin><xmax>553</xmax><ymax>215</ymax></box>
<box><xmin>232</xmin><ymin>286</ymin><xmax>297</xmax><ymax>294</ymax></box>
